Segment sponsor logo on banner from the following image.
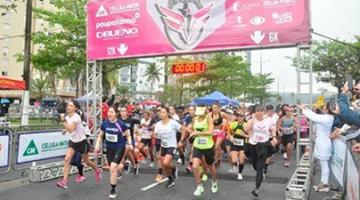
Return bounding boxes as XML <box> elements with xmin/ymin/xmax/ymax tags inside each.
<box><xmin>269</xmin><ymin>32</ymin><xmax>279</xmax><ymax>43</ymax></box>
<box><xmin>96</xmin><ymin>17</ymin><xmax>138</xmax><ymax>30</ymax></box>
<box><xmin>250</xmin><ymin>16</ymin><xmax>266</xmax><ymax>26</ymax></box>
<box><xmin>96</xmin><ymin>28</ymin><xmax>139</xmax><ymax>39</ymax></box>
<box><xmin>17</xmin><ymin>131</ymin><xmax>70</xmax><ymax>164</ymax></box>
<box><xmin>96</xmin><ymin>5</ymin><xmax>108</xmax><ymax>18</ymax></box>
<box><xmin>251</xmin><ymin>31</ymin><xmax>265</xmax><ymax>44</ymax></box>
<box><xmin>236</xmin><ymin>16</ymin><xmax>246</xmax><ymax>28</ymax></box>
<box><xmin>118</xmin><ymin>43</ymin><xmax>128</xmax><ymax>55</ymax></box>
<box><xmin>0</xmin><ymin>134</ymin><xmax>9</xmax><ymax>167</ymax></box>
<box><xmin>23</xmin><ymin>140</ymin><xmax>39</xmax><ymax>156</ymax></box>
<box><xmin>264</xmin><ymin>0</ymin><xmax>296</xmax><ymax>8</ymax></box>
<box><xmin>109</xmin><ymin>2</ymin><xmax>140</xmax><ymax>14</ymax></box>
<box><xmin>154</xmin><ymin>0</ymin><xmax>215</xmax><ymax>50</ymax></box>
<box><xmin>272</xmin><ymin>12</ymin><xmax>293</xmax><ymax>24</ymax></box>
<box><xmin>232</xmin><ymin>1</ymin><xmax>261</xmax><ymax>11</ymax></box>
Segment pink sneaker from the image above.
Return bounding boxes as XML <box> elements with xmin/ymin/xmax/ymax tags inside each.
<box><xmin>186</xmin><ymin>165</ymin><xmax>193</xmax><ymax>173</ymax></box>
<box><xmin>95</xmin><ymin>168</ymin><xmax>103</xmax><ymax>183</ymax></box>
<box><xmin>75</xmin><ymin>175</ymin><xmax>87</xmax><ymax>183</ymax></box>
<box><xmin>56</xmin><ymin>179</ymin><xmax>68</xmax><ymax>189</ymax></box>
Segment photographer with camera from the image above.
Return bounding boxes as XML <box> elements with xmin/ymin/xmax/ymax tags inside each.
<box><xmin>336</xmin><ymin>79</ymin><xmax>360</xmax><ymax>153</ymax></box>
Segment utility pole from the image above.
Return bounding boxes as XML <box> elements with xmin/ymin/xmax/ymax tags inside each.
<box><xmin>21</xmin><ymin>0</ymin><xmax>33</xmax><ymax>125</ymax></box>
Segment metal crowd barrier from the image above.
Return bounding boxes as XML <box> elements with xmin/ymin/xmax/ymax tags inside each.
<box><xmin>0</xmin><ymin>127</ymin><xmax>13</xmax><ymax>175</ymax></box>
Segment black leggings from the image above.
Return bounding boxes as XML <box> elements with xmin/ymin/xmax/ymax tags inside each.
<box><xmin>246</xmin><ymin>143</ymin><xmax>271</xmax><ymax>189</ymax></box>
<box><xmin>70</xmin><ymin>151</ymin><xmax>84</xmax><ymax>176</ymax></box>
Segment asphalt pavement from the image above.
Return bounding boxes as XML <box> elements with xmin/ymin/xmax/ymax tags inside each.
<box><xmin>0</xmin><ymin>150</ymin><xmax>333</xmax><ymax>200</ymax></box>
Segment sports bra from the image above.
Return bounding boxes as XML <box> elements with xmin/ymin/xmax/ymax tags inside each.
<box><xmin>212</xmin><ymin>113</ymin><xmax>223</xmax><ymax>126</ymax></box>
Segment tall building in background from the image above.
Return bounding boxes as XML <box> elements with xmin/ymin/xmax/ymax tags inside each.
<box><xmin>0</xmin><ymin>0</ymin><xmax>75</xmax><ymax>100</ymax></box>
<box><xmin>119</xmin><ymin>58</ymin><xmax>165</xmax><ymax>101</ymax></box>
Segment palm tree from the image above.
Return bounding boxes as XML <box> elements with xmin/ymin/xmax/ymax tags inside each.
<box><xmin>30</xmin><ymin>78</ymin><xmax>50</xmax><ymax>100</ymax></box>
<box><xmin>144</xmin><ymin>63</ymin><xmax>163</xmax><ymax>96</ymax></box>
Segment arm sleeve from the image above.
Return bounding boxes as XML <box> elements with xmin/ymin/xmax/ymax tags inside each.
<box><xmin>302</xmin><ymin>109</ymin><xmax>333</xmax><ymax>125</ymax></box>
<box><xmin>173</xmin><ymin>120</ymin><xmax>181</xmax><ymax>132</ymax></box>
<box><xmin>338</xmin><ymin>93</ymin><xmax>360</xmax><ymax>127</ymax></box>
<box><xmin>107</xmin><ymin>95</ymin><xmax>115</xmax><ymax>106</ymax></box>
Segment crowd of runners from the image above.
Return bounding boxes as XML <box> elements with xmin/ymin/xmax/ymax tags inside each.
<box><xmin>55</xmin><ymin>97</ymin><xmax>310</xmax><ymax>199</ymax></box>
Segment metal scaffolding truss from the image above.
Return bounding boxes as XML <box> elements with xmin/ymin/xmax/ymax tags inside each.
<box><xmin>86</xmin><ymin>61</ymin><xmax>103</xmax><ymax>139</ymax></box>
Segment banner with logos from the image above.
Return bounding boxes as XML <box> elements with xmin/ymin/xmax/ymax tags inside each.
<box><xmin>347</xmin><ymin>150</ymin><xmax>359</xmax><ymax>200</ymax></box>
<box><xmin>0</xmin><ymin>133</ymin><xmax>10</xmax><ymax>167</ymax></box>
<box><xmin>330</xmin><ymin>137</ymin><xmax>347</xmax><ymax>187</ymax></box>
<box><xmin>87</xmin><ymin>0</ymin><xmax>310</xmax><ymax>60</ymax></box>
<box><xmin>17</xmin><ymin>131</ymin><xmax>70</xmax><ymax>164</ymax></box>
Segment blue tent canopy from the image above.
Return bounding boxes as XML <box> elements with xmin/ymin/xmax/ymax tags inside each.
<box><xmin>193</xmin><ymin>91</ymin><xmax>231</xmax><ymax>106</ymax></box>
<box><xmin>230</xmin><ymin>99</ymin><xmax>240</xmax><ymax>106</ymax></box>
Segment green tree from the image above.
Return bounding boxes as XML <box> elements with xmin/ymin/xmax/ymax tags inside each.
<box><xmin>24</xmin><ymin>0</ymin><xmax>136</xmax><ymax>97</ymax></box>
<box><xmin>178</xmin><ymin>53</ymin><xmax>274</xmax><ymax>103</ymax></box>
<box><xmin>116</xmin><ymin>84</ymin><xmax>130</xmax><ymax>97</ymax></box>
<box><xmin>144</xmin><ymin>63</ymin><xmax>163</xmax><ymax>94</ymax></box>
<box><xmin>30</xmin><ymin>78</ymin><xmax>50</xmax><ymax>100</ymax></box>
<box><xmin>0</xmin><ymin>0</ymin><xmax>18</xmax><ymax>12</ymax></box>
<box><xmin>290</xmin><ymin>38</ymin><xmax>360</xmax><ymax>91</ymax></box>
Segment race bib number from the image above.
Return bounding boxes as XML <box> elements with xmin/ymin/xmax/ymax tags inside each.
<box><xmin>161</xmin><ymin>141</ymin><xmax>168</xmax><ymax>147</ymax></box>
<box><xmin>233</xmin><ymin>138</ymin><xmax>244</xmax><ymax>146</ymax></box>
<box><xmin>198</xmin><ymin>137</ymin><xmax>208</xmax><ymax>145</ymax></box>
<box><xmin>106</xmin><ymin>133</ymin><xmax>118</xmax><ymax>143</ymax></box>
<box><xmin>283</xmin><ymin>128</ymin><xmax>293</xmax><ymax>134</ymax></box>
<box><xmin>254</xmin><ymin>133</ymin><xmax>267</xmax><ymax>143</ymax></box>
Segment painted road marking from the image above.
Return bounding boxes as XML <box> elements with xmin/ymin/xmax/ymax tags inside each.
<box><xmin>141</xmin><ymin>178</ymin><xmax>169</xmax><ymax>191</ymax></box>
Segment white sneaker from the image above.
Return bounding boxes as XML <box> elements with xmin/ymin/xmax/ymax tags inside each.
<box><xmin>211</xmin><ymin>180</ymin><xmax>218</xmax><ymax>193</ymax></box>
<box><xmin>193</xmin><ymin>185</ymin><xmax>204</xmax><ymax>196</ymax></box>
<box><xmin>283</xmin><ymin>153</ymin><xmax>287</xmax><ymax>160</ymax></box>
<box><xmin>237</xmin><ymin>174</ymin><xmax>243</xmax><ymax>181</ymax></box>
<box><xmin>177</xmin><ymin>158</ymin><xmax>182</xmax><ymax>164</ymax></box>
<box><xmin>149</xmin><ymin>162</ymin><xmax>155</xmax><ymax>168</ymax></box>
<box><xmin>228</xmin><ymin>166</ymin><xmax>237</xmax><ymax>174</ymax></box>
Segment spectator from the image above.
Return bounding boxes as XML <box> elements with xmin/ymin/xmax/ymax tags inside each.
<box><xmin>102</xmin><ymin>91</ymin><xmax>115</xmax><ymax>121</ymax></box>
<box><xmin>337</xmin><ymin>81</ymin><xmax>360</xmax><ymax>127</ymax></box>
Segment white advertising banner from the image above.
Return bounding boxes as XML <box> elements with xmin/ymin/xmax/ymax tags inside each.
<box><xmin>0</xmin><ymin>134</ymin><xmax>10</xmax><ymax>167</ymax></box>
<box><xmin>347</xmin><ymin>150</ymin><xmax>359</xmax><ymax>200</ymax></box>
<box><xmin>331</xmin><ymin>137</ymin><xmax>347</xmax><ymax>187</ymax></box>
<box><xmin>17</xmin><ymin>131</ymin><xmax>70</xmax><ymax>164</ymax></box>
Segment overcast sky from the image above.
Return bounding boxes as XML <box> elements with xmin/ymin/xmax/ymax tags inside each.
<box><xmin>250</xmin><ymin>0</ymin><xmax>360</xmax><ymax>94</ymax></box>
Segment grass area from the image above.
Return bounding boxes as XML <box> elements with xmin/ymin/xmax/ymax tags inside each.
<box><xmin>9</xmin><ymin>118</ymin><xmax>58</xmax><ymax>127</ymax></box>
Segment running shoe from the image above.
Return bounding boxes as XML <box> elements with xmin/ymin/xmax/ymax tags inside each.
<box><xmin>228</xmin><ymin>166</ymin><xmax>237</xmax><ymax>174</ymax></box>
<box><xmin>95</xmin><ymin>168</ymin><xmax>103</xmax><ymax>183</ymax></box>
<box><xmin>284</xmin><ymin>161</ymin><xmax>290</xmax><ymax>168</ymax></box>
<box><xmin>155</xmin><ymin>174</ymin><xmax>163</xmax><ymax>182</ymax></box>
<box><xmin>149</xmin><ymin>162</ymin><xmax>155</xmax><ymax>168</ymax></box>
<box><xmin>56</xmin><ymin>179</ymin><xmax>68</xmax><ymax>189</ymax></box>
<box><xmin>177</xmin><ymin>158</ymin><xmax>182</xmax><ymax>164</ymax></box>
<box><xmin>75</xmin><ymin>175</ymin><xmax>86</xmax><ymax>183</ymax></box>
<box><xmin>201</xmin><ymin>174</ymin><xmax>208</xmax><ymax>182</ymax></box>
<box><xmin>133</xmin><ymin>165</ymin><xmax>139</xmax><ymax>175</ymax></box>
<box><xmin>172</xmin><ymin>166</ymin><xmax>179</xmax><ymax>180</ymax></box>
<box><xmin>165</xmin><ymin>177</ymin><xmax>175</xmax><ymax>188</ymax></box>
<box><xmin>186</xmin><ymin>165</ymin><xmax>193</xmax><ymax>173</ymax></box>
<box><xmin>237</xmin><ymin>174</ymin><xmax>243</xmax><ymax>181</ymax></box>
<box><xmin>193</xmin><ymin>185</ymin><xmax>204</xmax><ymax>197</ymax></box>
<box><xmin>108</xmin><ymin>190</ymin><xmax>117</xmax><ymax>199</ymax></box>
<box><xmin>251</xmin><ymin>189</ymin><xmax>259</xmax><ymax>197</ymax></box>
<box><xmin>211</xmin><ymin>180</ymin><xmax>218</xmax><ymax>193</ymax></box>
<box><xmin>124</xmin><ymin>161</ymin><xmax>131</xmax><ymax>174</ymax></box>
<box><xmin>117</xmin><ymin>172</ymin><xmax>123</xmax><ymax>180</ymax></box>
<box><xmin>313</xmin><ymin>184</ymin><xmax>330</xmax><ymax>192</ymax></box>
<box><xmin>283</xmin><ymin>153</ymin><xmax>287</xmax><ymax>160</ymax></box>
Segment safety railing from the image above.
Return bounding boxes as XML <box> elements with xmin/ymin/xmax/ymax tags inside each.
<box><xmin>0</xmin><ymin>124</ymin><xmax>104</xmax><ymax>183</ymax></box>
<box><xmin>0</xmin><ymin>127</ymin><xmax>14</xmax><ymax>175</ymax></box>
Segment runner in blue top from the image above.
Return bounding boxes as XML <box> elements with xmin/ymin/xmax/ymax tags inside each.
<box><xmin>95</xmin><ymin>106</ymin><xmax>131</xmax><ymax>199</ymax></box>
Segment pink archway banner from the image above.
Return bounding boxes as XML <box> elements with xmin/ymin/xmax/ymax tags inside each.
<box><xmin>87</xmin><ymin>0</ymin><xmax>310</xmax><ymax>60</ymax></box>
